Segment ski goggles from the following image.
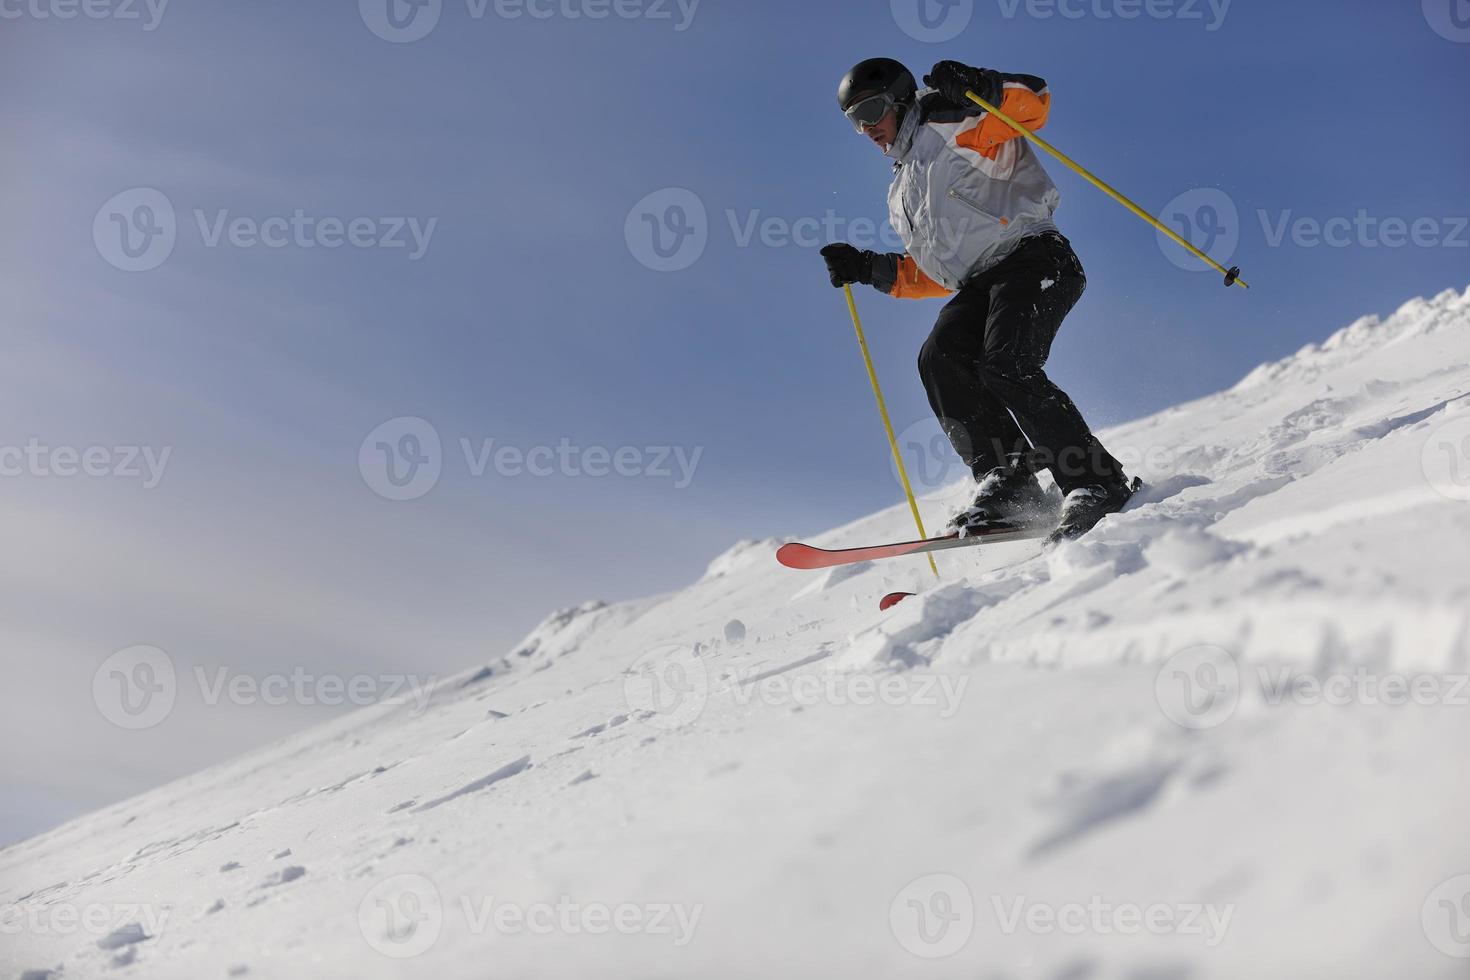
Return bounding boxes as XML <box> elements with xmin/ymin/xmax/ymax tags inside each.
<box><xmin>844</xmin><ymin>93</ymin><xmax>895</xmax><ymax>133</ymax></box>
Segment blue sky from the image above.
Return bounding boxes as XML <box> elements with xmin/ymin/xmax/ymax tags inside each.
<box><xmin>2</xmin><ymin>0</ymin><xmax>1467</xmax><ymax>842</ymax></box>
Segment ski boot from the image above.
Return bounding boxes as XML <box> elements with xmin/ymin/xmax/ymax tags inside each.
<box><xmin>947</xmin><ymin>460</ymin><xmax>1057</xmax><ymax>537</ymax></box>
<box><xmin>1045</xmin><ymin>477</ymin><xmax>1144</xmax><ymax>546</ymax></box>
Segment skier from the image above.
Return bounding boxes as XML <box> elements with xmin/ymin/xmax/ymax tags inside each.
<box><xmin>821</xmin><ymin>58</ymin><xmax>1137</xmax><ymax>544</ymax></box>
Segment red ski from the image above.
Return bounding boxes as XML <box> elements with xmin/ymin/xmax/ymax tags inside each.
<box><xmin>776</xmin><ymin>523</ymin><xmax>1047</xmax><ymax>570</ymax></box>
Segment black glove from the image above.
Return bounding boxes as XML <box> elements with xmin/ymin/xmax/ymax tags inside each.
<box><xmin>820</xmin><ymin>243</ymin><xmax>875</xmax><ymax>288</ymax></box>
<box><xmin>924</xmin><ymin>60</ymin><xmax>1000</xmax><ymax>107</ymax></box>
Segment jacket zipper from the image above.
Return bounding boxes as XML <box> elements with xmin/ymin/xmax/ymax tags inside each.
<box><xmin>947</xmin><ymin>187</ymin><xmax>1006</xmax><ymax>225</ymax></box>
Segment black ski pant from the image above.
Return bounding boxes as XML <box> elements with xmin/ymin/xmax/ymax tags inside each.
<box><xmin>917</xmin><ymin>232</ymin><xmax>1125</xmax><ymax>495</ymax></box>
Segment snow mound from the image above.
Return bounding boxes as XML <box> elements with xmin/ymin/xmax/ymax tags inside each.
<box><xmin>702</xmin><ymin>537</ymin><xmax>785</xmax><ymax>579</ymax></box>
<box><xmin>5</xmin><ymin>284</ymin><xmax>1470</xmax><ymax>980</ymax></box>
<box><xmin>455</xmin><ymin>600</ymin><xmax>626</xmax><ymax>685</ymax></box>
<box><xmin>1234</xmin><ymin>284</ymin><xmax>1470</xmax><ymax>390</ymax></box>
<box><xmin>505</xmin><ymin>600</ymin><xmax>610</xmax><ymax>660</ymax></box>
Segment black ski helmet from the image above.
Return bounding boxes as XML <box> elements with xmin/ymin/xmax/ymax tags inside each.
<box><xmin>836</xmin><ymin>58</ymin><xmax>917</xmax><ymax>115</ymax></box>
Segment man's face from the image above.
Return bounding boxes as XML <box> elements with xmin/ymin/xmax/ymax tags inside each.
<box><xmin>861</xmin><ymin>107</ymin><xmax>899</xmax><ymax>152</ymax></box>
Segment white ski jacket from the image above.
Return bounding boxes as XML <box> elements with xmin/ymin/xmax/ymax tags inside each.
<box><xmin>871</xmin><ymin>72</ymin><xmax>1061</xmax><ymax>298</ymax></box>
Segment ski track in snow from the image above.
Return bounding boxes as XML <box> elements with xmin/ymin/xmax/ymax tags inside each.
<box><xmin>4</xmin><ymin>286</ymin><xmax>1470</xmax><ymax>979</ymax></box>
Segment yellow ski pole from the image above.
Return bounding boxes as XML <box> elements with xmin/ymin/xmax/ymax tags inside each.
<box><xmin>842</xmin><ymin>284</ymin><xmax>940</xmax><ymax>579</ymax></box>
<box><xmin>963</xmin><ymin>89</ymin><xmax>1248</xmax><ymax>289</ymax></box>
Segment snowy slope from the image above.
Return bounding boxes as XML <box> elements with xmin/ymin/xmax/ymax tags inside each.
<box><xmin>6</xmin><ymin>286</ymin><xmax>1470</xmax><ymax>979</ymax></box>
